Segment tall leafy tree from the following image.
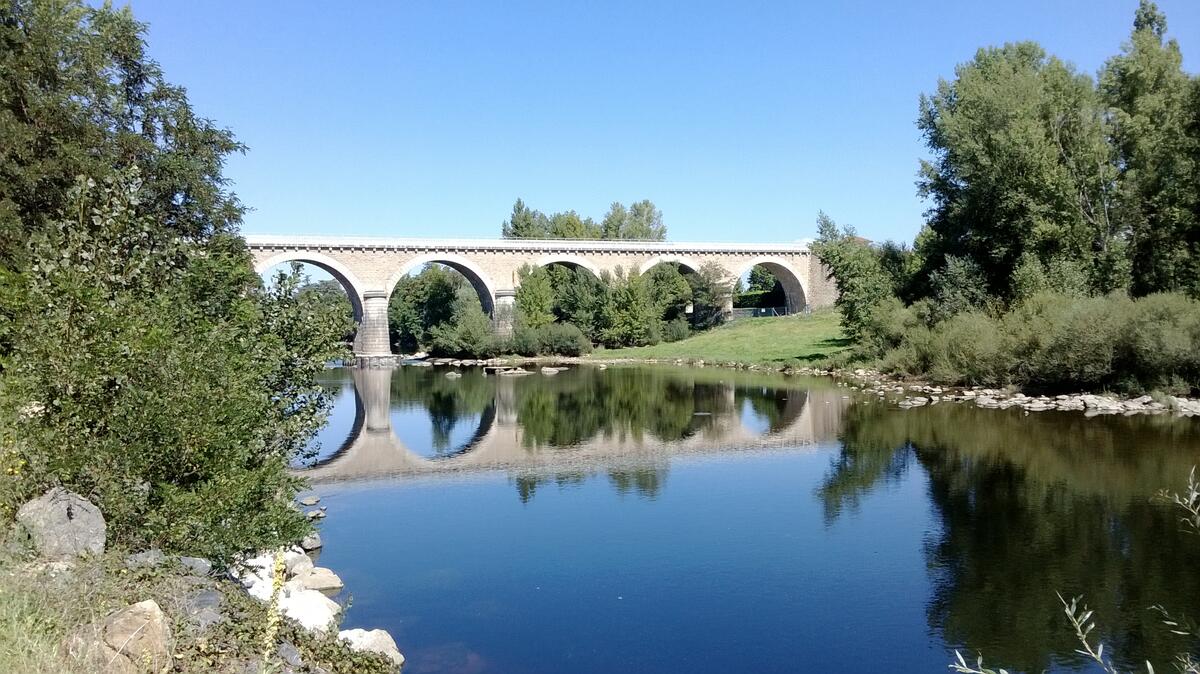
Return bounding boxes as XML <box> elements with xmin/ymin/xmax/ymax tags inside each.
<box><xmin>917</xmin><ymin>42</ymin><xmax>1121</xmax><ymax>298</ymax></box>
<box><xmin>811</xmin><ymin>212</ymin><xmax>894</xmax><ymax>342</ymax></box>
<box><xmin>1100</xmin><ymin>0</ymin><xmax>1199</xmax><ymax>297</ymax></box>
<box><xmin>516</xmin><ymin>264</ymin><xmax>556</xmax><ymax>328</ymax></box>
<box><xmin>501</xmin><ymin>199</ymin><xmax>549</xmax><ymax>238</ymax></box>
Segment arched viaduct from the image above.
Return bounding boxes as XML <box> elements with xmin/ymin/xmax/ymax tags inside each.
<box><xmin>247</xmin><ymin>235</ymin><xmax>836</xmax><ymax>357</ymax></box>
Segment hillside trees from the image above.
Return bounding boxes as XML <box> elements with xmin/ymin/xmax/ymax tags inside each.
<box><xmin>502</xmin><ymin>199</ymin><xmax>668</xmax><ymax>240</ymax></box>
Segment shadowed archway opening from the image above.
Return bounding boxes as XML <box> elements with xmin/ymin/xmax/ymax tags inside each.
<box><xmin>734</xmin><ymin>261</ymin><xmax>808</xmax><ymax>315</ymax></box>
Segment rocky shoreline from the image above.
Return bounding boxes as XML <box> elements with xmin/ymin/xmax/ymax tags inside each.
<box><xmin>8</xmin><ymin>487</ymin><xmax>404</xmax><ymax>673</ymax></box>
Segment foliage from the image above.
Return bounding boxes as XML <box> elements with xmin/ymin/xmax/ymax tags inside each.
<box><xmin>597</xmin><ymin>269</ymin><xmax>661</xmax><ymax>348</ymax></box>
<box><xmin>502</xmin><ymin>198</ymin><xmax>667</xmax><ymax>240</ymax></box>
<box><xmin>645</xmin><ymin>263</ymin><xmax>693</xmax><ymax>321</ymax></box>
<box><xmin>548</xmin><ymin>264</ymin><xmax>606</xmax><ymax>340</ymax></box>
<box><xmin>0</xmin><ymin>175</ymin><xmax>348</xmax><ymax>563</ymax></box>
<box><xmin>0</xmin><ymin>0</ymin><xmax>247</xmax><ymax>357</ymax></box>
<box><xmin>299</xmin><ymin>278</ymin><xmax>355</xmax><ymax>343</ymax></box>
<box><xmin>428</xmin><ymin>287</ymin><xmax>499</xmax><ymax>358</ymax></box>
<box><xmin>515</xmin><ymin>264</ymin><xmax>556</xmax><ymax>329</ymax></box>
<box><xmin>927</xmin><ymin>255</ymin><xmax>990</xmax><ymax>322</ymax></box>
<box><xmin>686</xmin><ymin>261</ymin><xmax>733</xmax><ymax>331</ymax></box>
<box><xmin>748</xmin><ymin>266</ymin><xmax>777</xmax><ymax>293</ymax></box>
<box><xmin>1101</xmin><ymin>1</ymin><xmax>1200</xmax><ymax>298</ymax></box>
<box><xmin>387</xmin><ymin>264</ymin><xmax>464</xmax><ymax>352</ymax></box>
<box><xmin>810</xmin><ymin>212</ymin><xmax>895</xmax><ymax>343</ymax></box>
<box><xmin>662</xmin><ymin>317</ymin><xmax>691</xmax><ymax>342</ymax></box>
<box><xmin>916</xmin><ymin>41</ymin><xmax>1123</xmax><ymax>299</ymax></box>
<box><xmin>877</xmin><ymin>291</ymin><xmax>1200</xmax><ymax>394</ymax></box>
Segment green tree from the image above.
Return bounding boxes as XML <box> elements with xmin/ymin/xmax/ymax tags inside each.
<box><xmin>516</xmin><ymin>264</ymin><xmax>555</xmax><ymax>329</ymax></box>
<box><xmin>298</xmin><ymin>278</ymin><xmax>355</xmax><ymax>343</ymax></box>
<box><xmin>428</xmin><ymin>286</ymin><xmax>498</xmax><ymax>357</ymax></box>
<box><xmin>748</xmin><ymin>266</ymin><xmax>778</xmax><ymax>292</ymax></box>
<box><xmin>388</xmin><ymin>264</ymin><xmax>465</xmax><ymax>352</ymax></box>
<box><xmin>810</xmin><ymin>212</ymin><xmax>896</xmax><ymax>343</ymax></box>
<box><xmin>917</xmin><ymin>42</ymin><xmax>1122</xmax><ymax>298</ymax></box>
<box><xmin>597</xmin><ymin>269</ymin><xmax>660</xmax><ymax>347</ymax></box>
<box><xmin>547</xmin><ymin>211</ymin><xmax>600</xmax><ymax>239</ymax></box>
<box><xmin>501</xmin><ymin>199</ymin><xmax>549</xmax><ymax>238</ymax></box>
<box><xmin>0</xmin><ymin>175</ymin><xmax>349</xmax><ymax>562</ymax></box>
<box><xmin>624</xmin><ymin>200</ymin><xmax>668</xmax><ymax>240</ymax></box>
<box><xmin>687</xmin><ymin>261</ymin><xmax>732</xmax><ymax>330</ymax></box>
<box><xmin>1100</xmin><ymin>1</ymin><xmax>1199</xmax><ymax>297</ymax></box>
<box><xmin>645</xmin><ymin>263</ymin><xmax>693</xmax><ymax>321</ymax></box>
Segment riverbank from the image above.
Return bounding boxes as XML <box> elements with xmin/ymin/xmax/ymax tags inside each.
<box><xmin>0</xmin><ymin>490</ymin><xmax>399</xmax><ymax>674</ymax></box>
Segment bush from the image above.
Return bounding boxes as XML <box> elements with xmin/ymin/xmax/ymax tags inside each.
<box><xmin>662</xmin><ymin>317</ymin><xmax>691</xmax><ymax>343</ymax></box>
<box><xmin>428</xmin><ymin>290</ymin><xmax>500</xmax><ymax>358</ymax></box>
<box><xmin>537</xmin><ymin>322</ymin><xmax>593</xmax><ymax>356</ymax></box>
<box><xmin>0</xmin><ymin>177</ymin><xmax>348</xmax><ymax>563</ymax></box>
<box><xmin>877</xmin><ymin>290</ymin><xmax>1200</xmax><ymax>394</ymax></box>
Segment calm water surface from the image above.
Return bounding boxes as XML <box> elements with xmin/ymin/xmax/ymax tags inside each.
<box><xmin>299</xmin><ymin>365</ymin><xmax>1200</xmax><ymax>673</ymax></box>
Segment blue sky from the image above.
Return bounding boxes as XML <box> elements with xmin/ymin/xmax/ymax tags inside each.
<box><xmin>127</xmin><ymin>0</ymin><xmax>1198</xmax><ymax>245</ymax></box>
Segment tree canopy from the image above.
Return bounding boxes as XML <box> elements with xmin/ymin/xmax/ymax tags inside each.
<box><xmin>501</xmin><ymin>199</ymin><xmax>667</xmax><ymax>241</ymax></box>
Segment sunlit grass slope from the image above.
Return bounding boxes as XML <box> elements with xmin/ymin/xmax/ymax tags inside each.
<box><xmin>594</xmin><ymin>310</ymin><xmax>849</xmax><ymax>365</ymax></box>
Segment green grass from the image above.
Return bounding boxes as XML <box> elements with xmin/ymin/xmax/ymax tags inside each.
<box><xmin>593</xmin><ymin>310</ymin><xmax>850</xmax><ymax>365</ymax></box>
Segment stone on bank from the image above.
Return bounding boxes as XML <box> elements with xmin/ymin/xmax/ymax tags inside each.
<box><xmin>16</xmin><ymin>487</ymin><xmax>106</xmax><ymax>559</ymax></box>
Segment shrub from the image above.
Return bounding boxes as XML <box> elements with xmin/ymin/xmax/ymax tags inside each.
<box><xmin>537</xmin><ymin>322</ymin><xmax>593</xmax><ymax>356</ymax></box>
<box><xmin>0</xmin><ymin>177</ymin><xmax>348</xmax><ymax>563</ymax></box>
<box><xmin>510</xmin><ymin>324</ymin><xmax>541</xmax><ymax>356</ymax></box>
<box><xmin>428</xmin><ymin>291</ymin><xmax>500</xmax><ymax>358</ymax></box>
<box><xmin>662</xmin><ymin>317</ymin><xmax>691</xmax><ymax>343</ymax></box>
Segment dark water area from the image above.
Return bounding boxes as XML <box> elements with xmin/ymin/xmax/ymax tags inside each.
<box><xmin>299</xmin><ymin>365</ymin><xmax>1200</xmax><ymax>673</ymax></box>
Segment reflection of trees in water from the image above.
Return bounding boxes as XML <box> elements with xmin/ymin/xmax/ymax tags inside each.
<box><xmin>513</xmin><ymin>368</ymin><xmax>746</xmax><ymax>448</ymax></box>
<box><xmin>737</xmin><ymin>386</ymin><xmax>800</xmax><ymax>434</ymax></box>
<box><xmin>390</xmin><ymin>368</ymin><xmax>494</xmax><ymax>452</ymax></box>
<box><xmin>818</xmin><ymin>403</ymin><xmax>1200</xmax><ymax>672</ymax></box>
<box><xmin>513</xmin><ymin>467</ymin><xmax>668</xmax><ymax>503</ymax></box>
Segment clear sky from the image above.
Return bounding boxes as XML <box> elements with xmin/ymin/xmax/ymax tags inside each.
<box><xmin>125</xmin><ymin>0</ymin><xmax>1199</xmax><ymax>245</ymax></box>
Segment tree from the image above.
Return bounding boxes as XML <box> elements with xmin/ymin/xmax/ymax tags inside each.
<box><xmin>748</xmin><ymin>266</ymin><xmax>778</xmax><ymax>293</ymax></box>
<box><xmin>917</xmin><ymin>42</ymin><xmax>1121</xmax><ymax>298</ymax></box>
<box><xmin>1100</xmin><ymin>1</ymin><xmax>1199</xmax><ymax>297</ymax></box>
<box><xmin>0</xmin><ymin>2</ymin><xmax>346</xmax><ymax>562</ymax></box>
<box><xmin>516</xmin><ymin>264</ymin><xmax>555</xmax><ymax>328</ymax></box>
<box><xmin>388</xmin><ymin>264</ymin><xmax>465</xmax><ymax>352</ymax></box>
<box><xmin>501</xmin><ymin>199</ymin><xmax>549</xmax><ymax>238</ymax></box>
<box><xmin>547</xmin><ymin>211</ymin><xmax>600</xmax><ymax>239</ymax></box>
<box><xmin>597</xmin><ymin>269</ymin><xmax>660</xmax><ymax>347</ymax></box>
<box><xmin>687</xmin><ymin>262</ymin><xmax>733</xmax><ymax>330</ymax></box>
<box><xmin>810</xmin><ymin>212</ymin><xmax>895</xmax><ymax>342</ymax></box>
<box><xmin>624</xmin><ymin>200</ymin><xmax>668</xmax><ymax>241</ymax></box>
<box><xmin>645</xmin><ymin>263</ymin><xmax>693</xmax><ymax>321</ymax></box>
<box><xmin>428</xmin><ymin>287</ymin><xmax>497</xmax><ymax>358</ymax></box>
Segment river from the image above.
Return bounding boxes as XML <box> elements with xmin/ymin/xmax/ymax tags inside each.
<box><xmin>297</xmin><ymin>364</ymin><xmax>1200</xmax><ymax>673</ymax></box>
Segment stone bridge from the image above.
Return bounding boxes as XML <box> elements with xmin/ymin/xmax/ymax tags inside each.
<box><xmin>246</xmin><ymin>235</ymin><xmax>836</xmax><ymax>356</ymax></box>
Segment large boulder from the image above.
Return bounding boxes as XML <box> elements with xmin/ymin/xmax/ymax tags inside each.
<box><xmin>63</xmin><ymin>600</ymin><xmax>172</xmax><ymax>673</ymax></box>
<box><xmin>17</xmin><ymin>488</ymin><xmax>106</xmax><ymax>559</ymax></box>
<box><xmin>278</xmin><ymin>587</ymin><xmax>341</xmax><ymax>632</ymax></box>
<box><xmin>339</xmin><ymin>628</ymin><xmax>405</xmax><ymax>668</ymax></box>
<box><xmin>293</xmin><ymin>567</ymin><xmax>343</xmax><ymax>593</ymax></box>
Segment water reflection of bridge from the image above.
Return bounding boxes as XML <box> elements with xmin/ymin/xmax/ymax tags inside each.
<box><xmin>299</xmin><ymin>368</ymin><xmax>849</xmax><ymax>484</ymax></box>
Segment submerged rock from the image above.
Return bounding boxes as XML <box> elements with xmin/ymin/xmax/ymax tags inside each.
<box><xmin>17</xmin><ymin>488</ymin><xmax>106</xmax><ymax>559</ymax></box>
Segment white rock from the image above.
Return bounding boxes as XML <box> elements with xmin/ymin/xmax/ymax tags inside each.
<box><xmin>279</xmin><ymin>587</ymin><xmax>341</xmax><ymax>632</ymax></box>
<box><xmin>339</xmin><ymin>628</ymin><xmax>405</xmax><ymax>667</ymax></box>
<box><xmin>295</xmin><ymin>566</ymin><xmax>344</xmax><ymax>592</ymax></box>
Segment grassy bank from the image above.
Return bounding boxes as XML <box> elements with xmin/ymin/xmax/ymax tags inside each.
<box><xmin>592</xmin><ymin>310</ymin><xmax>849</xmax><ymax>365</ymax></box>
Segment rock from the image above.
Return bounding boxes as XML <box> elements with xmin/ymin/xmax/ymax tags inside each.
<box><xmin>125</xmin><ymin>548</ymin><xmax>166</xmax><ymax>569</ymax></box>
<box><xmin>286</xmin><ymin>552</ymin><xmax>314</xmax><ymax>579</ymax></box>
<box><xmin>102</xmin><ymin>600</ymin><xmax>172</xmax><ymax>669</ymax></box>
<box><xmin>305</xmin><ymin>509</ymin><xmax>326</xmax><ymax>520</ymax></box>
<box><xmin>540</xmin><ymin>367</ymin><xmax>559</xmax><ymax>375</ymax></box>
<box><xmin>179</xmin><ymin>556</ymin><xmax>213</xmax><ymax>576</ymax></box>
<box><xmin>278</xmin><ymin>587</ymin><xmax>341</xmax><ymax>632</ymax></box>
<box><xmin>299</xmin><ymin>496</ymin><xmax>320</xmax><ymax>506</ymax></box>
<box><xmin>339</xmin><ymin>628</ymin><xmax>405</xmax><ymax>667</ymax></box>
<box><xmin>17</xmin><ymin>488</ymin><xmax>106</xmax><ymax>559</ymax></box>
<box><xmin>182</xmin><ymin>588</ymin><xmax>223</xmax><ymax>630</ymax></box>
<box><xmin>278</xmin><ymin>640</ymin><xmax>304</xmax><ymax>668</ymax></box>
<box><xmin>295</xmin><ymin>566</ymin><xmax>344</xmax><ymax>593</ymax></box>
<box><xmin>300</xmin><ymin>532</ymin><xmax>323</xmax><ymax>551</ymax></box>
<box><xmin>445</xmin><ymin>371</ymin><xmax>463</xmax><ymax>379</ymax></box>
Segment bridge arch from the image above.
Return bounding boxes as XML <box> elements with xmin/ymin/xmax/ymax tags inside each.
<box><xmin>386</xmin><ymin>253</ymin><xmax>498</xmax><ymax>315</ymax></box>
<box><xmin>535</xmin><ymin>254</ymin><xmax>602</xmax><ymax>277</ymax></box>
<box><xmin>734</xmin><ymin>257</ymin><xmax>809</xmax><ymax>314</ymax></box>
<box><xmin>253</xmin><ymin>251</ymin><xmax>366</xmax><ymax>321</ymax></box>
<box><xmin>638</xmin><ymin>254</ymin><xmax>703</xmax><ymax>276</ymax></box>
